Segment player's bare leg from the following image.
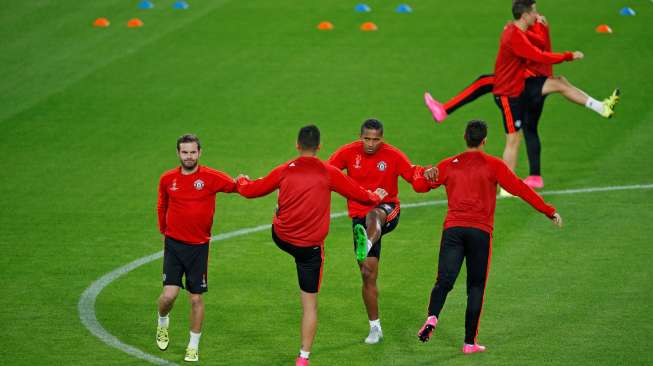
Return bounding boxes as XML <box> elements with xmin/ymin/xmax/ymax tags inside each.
<box><xmin>357</xmin><ymin>208</ymin><xmax>387</xmax><ymax>343</ymax></box>
<box><xmin>189</xmin><ymin>294</ymin><xmax>204</xmax><ymax>333</ymax></box>
<box><xmin>359</xmin><ymin>257</ymin><xmax>382</xmax><ymax>343</ymax></box>
<box><xmin>156</xmin><ymin>285</ymin><xmax>180</xmax><ymax>351</ymax></box>
<box><xmin>364</xmin><ymin>208</ymin><xmax>385</xmax><ymax>245</ymax></box>
<box><xmin>296</xmin><ymin>290</ymin><xmax>318</xmax><ymax>364</ymax></box>
<box><xmin>500</xmin><ymin>132</ymin><xmax>521</xmax><ymax>197</ymax></box>
<box><xmin>502</xmin><ymin>132</ymin><xmax>521</xmax><ymax>171</ymax></box>
<box><xmin>184</xmin><ymin>293</ymin><xmax>204</xmax><ymax>362</ymax></box>
<box><xmin>542</xmin><ymin>76</ymin><xmax>619</xmax><ymax>118</ymax></box>
<box><xmin>158</xmin><ymin>285</ymin><xmax>180</xmax><ymax>317</ymax></box>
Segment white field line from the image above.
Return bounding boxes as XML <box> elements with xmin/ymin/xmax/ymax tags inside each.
<box><xmin>78</xmin><ymin>183</ymin><xmax>653</xmax><ymax>365</ymax></box>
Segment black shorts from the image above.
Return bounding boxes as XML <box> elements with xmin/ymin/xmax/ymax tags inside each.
<box><xmin>162</xmin><ymin>236</ymin><xmax>209</xmax><ymax>294</ymax></box>
<box><xmin>272</xmin><ymin>227</ymin><xmax>324</xmax><ymax>293</ymax></box>
<box><xmin>494</xmin><ymin>77</ymin><xmax>547</xmax><ymax>134</ymax></box>
<box><xmin>351</xmin><ymin>203</ymin><xmax>401</xmax><ymax>259</ymax></box>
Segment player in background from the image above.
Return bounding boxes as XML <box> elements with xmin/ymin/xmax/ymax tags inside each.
<box><xmin>236</xmin><ymin>125</ymin><xmax>388</xmax><ymax>366</ymax></box>
<box><xmin>156</xmin><ymin>134</ymin><xmax>238</xmax><ymax>362</ymax></box>
<box><xmin>328</xmin><ymin>119</ymin><xmax>438</xmax><ymax>344</ymax></box>
<box><xmin>413</xmin><ymin>120</ymin><xmax>562</xmax><ymax>353</ymax></box>
<box><xmin>424</xmin><ymin>0</ymin><xmax>620</xmax><ymax>190</ymax></box>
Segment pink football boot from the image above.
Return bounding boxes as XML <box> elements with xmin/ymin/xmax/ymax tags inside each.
<box><xmin>295</xmin><ymin>356</ymin><xmax>309</xmax><ymax>366</ymax></box>
<box><xmin>424</xmin><ymin>92</ymin><xmax>448</xmax><ymax>123</ymax></box>
<box><xmin>462</xmin><ymin>343</ymin><xmax>486</xmax><ymax>354</ymax></box>
<box><xmin>417</xmin><ymin>315</ymin><xmax>438</xmax><ymax>342</ymax></box>
<box><xmin>523</xmin><ymin>175</ymin><xmax>544</xmax><ymax>189</ymax></box>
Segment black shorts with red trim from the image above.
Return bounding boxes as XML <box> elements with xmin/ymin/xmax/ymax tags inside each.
<box><xmin>351</xmin><ymin>203</ymin><xmax>401</xmax><ymax>259</ymax></box>
<box><xmin>494</xmin><ymin>76</ymin><xmax>547</xmax><ymax>134</ymax></box>
<box><xmin>272</xmin><ymin>226</ymin><xmax>324</xmax><ymax>293</ymax></box>
<box><xmin>162</xmin><ymin>236</ymin><xmax>209</xmax><ymax>294</ymax></box>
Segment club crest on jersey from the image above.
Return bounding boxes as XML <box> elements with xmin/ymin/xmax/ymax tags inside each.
<box><xmin>194</xmin><ymin>179</ymin><xmax>205</xmax><ymax>190</ymax></box>
<box><xmin>354</xmin><ymin>154</ymin><xmax>362</xmax><ymax>169</ymax></box>
<box><xmin>377</xmin><ymin>161</ymin><xmax>387</xmax><ymax>172</ymax></box>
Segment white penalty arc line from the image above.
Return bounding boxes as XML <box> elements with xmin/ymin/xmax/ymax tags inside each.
<box><xmin>78</xmin><ymin>183</ymin><xmax>653</xmax><ymax>365</ymax></box>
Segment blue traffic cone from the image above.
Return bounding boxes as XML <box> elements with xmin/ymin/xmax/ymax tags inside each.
<box><xmin>138</xmin><ymin>0</ymin><xmax>154</xmax><ymax>9</ymax></box>
<box><xmin>355</xmin><ymin>4</ymin><xmax>371</xmax><ymax>12</ymax></box>
<box><xmin>173</xmin><ymin>1</ymin><xmax>189</xmax><ymax>10</ymax></box>
<box><xmin>619</xmin><ymin>7</ymin><xmax>635</xmax><ymax>16</ymax></box>
<box><xmin>396</xmin><ymin>4</ymin><xmax>412</xmax><ymax>13</ymax></box>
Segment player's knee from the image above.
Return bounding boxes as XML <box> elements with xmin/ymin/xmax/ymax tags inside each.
<box><xmin>435</xmin><ymin>277</ymin><xmax>455</xmax><ymax>292</ymax></box>
<box><xmin>159</xmin><ymin>292</ymin><xmax>177</xmax><ymax>305</ymax></box>
<box><xmin>189</xmin><ymin>294</ymin><xmax>204</xmax><ymax>307</ymax></box>
<box><xmin>360</xmin><ymin>265</ymin><xmax>378</xmax><ymax>282</ymax></box>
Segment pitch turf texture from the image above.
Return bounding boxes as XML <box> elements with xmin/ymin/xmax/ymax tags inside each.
<box><xmin>1</xmin><ymin>1</ymin><xmax>652</xmax><ymax>365</ymax></box>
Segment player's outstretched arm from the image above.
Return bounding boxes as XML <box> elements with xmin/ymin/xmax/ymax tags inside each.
<box><xmin>411</xmin><ymin>160</ymin><xmax>447</xmax><ymax>193</ymax></box>
<box><xmin>495</xmin><ymin>159</ymin><xmax>556</xmax><ymax>219</ymax></box>
<box><xmin>327</xmin><ymin>165</ymin><xmax>385</xmax><ymax>204</ymax></box>
<box><xmin>235</xmin><ymin>165</ymin><xmax>284</xmax><ymax>198</ymax></box>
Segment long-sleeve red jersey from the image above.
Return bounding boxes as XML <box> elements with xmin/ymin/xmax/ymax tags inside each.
<box><xmin>493</xmin><ymin>23</ymin><xmax>572</xmax><ymax>97</ymax></box>
<box><xmin>413</xmin><ymin>151</ymin><xmax>555</xmax><ymax>234</ymax></box>
<box><xmin>328</xmin><ymin>141</ymin><xmax>420</xmax><ymax>218</ymax></box>
<box><xmin>525</xmin><ymin>21</ymin><xmax>553</xmax><ymax>77</ymax></box>
<box><xmin>236</xmin><ymin>156</ymin><xmax>381</xmax><ymax>247</ymax></box>
<box><xmin>157</xmin><ymin>166</ymin><xmax>237</xmax><ymax>245</ymax></box>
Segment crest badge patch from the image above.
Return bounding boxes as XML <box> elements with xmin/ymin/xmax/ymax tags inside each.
<box><xmin>377</xmin><ymin>161</ymin><xmax>387</xmax><ymax>171</ymax></box>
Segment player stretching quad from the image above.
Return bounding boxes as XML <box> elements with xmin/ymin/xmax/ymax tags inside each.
<box><xmin>236</xmin><ymin>125</ymin><xmax>387</xmax><ymax>366</ymax></box>
<box><xmin>413</xmin><ymin>120</ymin><xmax>562</xmax><ymax>353</ymax></box>
<box><xmin>328</xmin><ymin>119</ymin><xmax>437</xmax><ymax>344</ymax></box>
<box><xmin>424</xmin><ymin>0</ymin><xmax>620</xmax><ymax>190</ymax></box>
<box><xmin>156</xmin><ymin>134</ymin><xmax>238</xmax><ymax>362</ymax></box>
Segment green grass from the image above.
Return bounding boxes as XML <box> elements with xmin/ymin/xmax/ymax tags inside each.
<box><xmin>1</xmin><ymin>0</ymin><xmax>652</xmax><ymax>365</ymax></box>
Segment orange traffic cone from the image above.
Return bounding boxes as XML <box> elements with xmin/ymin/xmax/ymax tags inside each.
<box><xmin>93</xmin><ymin>18</ymin><xmax>110</xmax><ymax>27</ymax></box>
<box><xmin>360</xmin><ymin>22</ymin><xmax>378</xmax><ymax>31</ymax></box>
<box><xmin>317</xmin><ymin>21</ymin><xmax>334</xmax><ymax>30</ymax></box>
<box><xmin>127</xmin><ymin>18</ymin><xmax>144</xmax><ymax>28</ymax></box>
<box><xmin>595</xmin><ymin>24</ymin><xmax>612</xmax><ymax>33</ymax></box>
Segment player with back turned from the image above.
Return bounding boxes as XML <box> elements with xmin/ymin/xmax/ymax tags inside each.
<box><xmin>413</xmin><ymin>120</ymin><xmax>562</xmax><ymax>354</ymax></box>
<box><xmin>236</xmin><ymin>125</ymin><xmax>388</xmax><ymax>366</ymax></box>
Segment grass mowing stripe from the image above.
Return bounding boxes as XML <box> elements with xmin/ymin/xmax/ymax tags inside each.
<box><xmin>79</xmin><ymin>182</ymin><xmax>653</xmax><ymax>364</ymax></box>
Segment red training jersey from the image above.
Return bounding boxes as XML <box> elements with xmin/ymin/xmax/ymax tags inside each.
<box><xmin>524</xmin><ymin>21</ymin><xmax>553</xmax><ymax>77</ymax></box>
<box><xmin>328</xmin><ymin>141</ymin><xmax>420</xmax><ymax>218</ymax></box>
<box><xmin>493</xmin><ymin>23</ymin><xmax>572</xmax><ymax>97</ymax></box>
<box><xmin>413</xmin><ymin>151</ymin><xmax>555</xmax><ymax>234</ymax></box>
<box><xmin>157</xmin><ymin>165</ymin><xmax>237</xmax><ymax>245</ymax></box>
<box><xmin>236</xmin><ymin>156</ymin><xmax>381</xmax><ymax>247</ymax></box>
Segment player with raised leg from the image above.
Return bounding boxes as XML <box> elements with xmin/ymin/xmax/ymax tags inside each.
<box><xmin>328</xmin><ymin>119</ymin><xmax>437</xmax><ymax>344</ymax></box>
<box><xmin>236</xmin><ymin>125</ymin><xmax>388</xmax><ymax>366</ymax></box>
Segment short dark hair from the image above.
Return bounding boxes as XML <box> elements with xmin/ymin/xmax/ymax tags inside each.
<box><xmin>177</xmin><ymin>134</ymin><xmax>201</xmax><ymax>151</ymax></box>
<box><xmin>297</xmin><ymin>124</ymin><xmax>320</xmax><ymax>151</ymax></box>
<box><xmin>360</xmin><ymin>118</ymin><xmax>384</xmax><ymax>136</ymax></box>
<box><xmin>512</xmin><ymin>0</ymin><xmax>536</xmax><ymax>20</ymax></box>
<box><xmin>464</xmin><ymin>120</ymin><xmax>488</xmax><ymax>147</ymax></box>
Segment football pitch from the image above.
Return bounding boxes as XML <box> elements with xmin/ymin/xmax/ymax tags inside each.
<box><xmin>1</xmin><ymin>1</ymin><xmax>652</xmax><ymax>365</ymax></box>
